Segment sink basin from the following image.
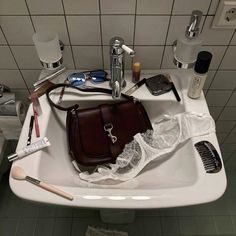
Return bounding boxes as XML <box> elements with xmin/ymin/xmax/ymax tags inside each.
<box><xmin>10</xmin><ymin>69</ymin><xmax>227</xmax><ymax>208</ymax></box>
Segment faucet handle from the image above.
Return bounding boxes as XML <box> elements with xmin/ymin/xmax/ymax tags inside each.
<box><xmin>122</xmin><ymin>45</ymin><xmax>135</xmax><ymax>57</ymax></box>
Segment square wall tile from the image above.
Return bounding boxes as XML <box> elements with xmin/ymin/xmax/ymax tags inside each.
<box><xmin>221</xmin><ymin>151</ymin><xmax>233</xmax><ymax>161</ymax></box>
<box><xmin>136</xmin><ymin>0</ymin><xmax>173</xmax><ymax>14</ymax></box>
<box><xmin>26</xmin><ymin>0</ymin><xmax>63</xmax><ymax>14</ymax></box>
<box><xmin>135</xmin><ymin>16</ymin><xmax>169</xmax><ymax>45</ymax></box>
<box><xmin>62</xmin><ymin>46</ymin><xmax>75</xmax><ymax>69</ymax></box>
<box><xmin>179</xmin><ymin>217</ymin><xmax>198</xmax><ymax>235</ymax></box>
<box><xmin>214</xmin><ymin>216</ymin><xmax>235</xmax><ymax>235</ymax></box>
<box><xmin>32</xmin><ymin>16</ymin><xmax>69</xmax><ymax>45</ymax></box>
<box><xmin>101</xmin><ymin>16</ymin><xmax>134</xmax><ymax>45</ymax></box>
<box><xmin>202</xmin><ymin>16</ymin><xmax>234</xmax><ymax>45</ymax></box>
<box><xmin>216</xmin><ymin>121</ymin><xmax>235</xmax><ymax>132</ymax></box>
<box><xmin>173</xmin><ymin>0</ymin><xmax>211</xmax><ymax>15</ymax></box>
<box><xmin>142</xmin><ymin>217</ymin><xmax>162</xmax><ymax>236</ymax></box>
<box><xmin>230</xmin><ymin>32</ymin><xmax>236</xmax><ymax>45</ymax></box>
<box><xmin>161</xmin><ymin>217</ymin><xmax>180</xmax><ymax>235</ymax></box>
<box><xmin>21</xmin><ymin>70</ymin><xmax>41</xmax><ymax>89</ymax></box>
<box><xmin>63</xmin><ymin>0</ymin><xmax>99</xmax><ymax>14</ymax></box>
<box><xmin>53</xmin><ymin>218</ymin><xmax>72</xmax><ymax>236</ymax></box>
<box><xmin>225</xmin><ymin>132</ymin><xmax>236</xmax><ymax>143</ymax></box>
<box><xmin>100</xmin><ymin>0</ymin><xmax>136</xmax><ymax>14</ymax></box>
<box><xmin>219</xmin><ymin>107</ymin><xmax>236</xmax><ymax>120</ymax></box>
<box><xmin>201</xmin><ymin>45</ymin><xmax>227</xmax><ymax>70</ymax></box>
<box><xmin>220</xmin><ymin>46</ymin><xmax>236</xmax><ymax>70</ymax></box>
<box><xmin>0</xmin><ymin>46</ymin><xmax>17</xmax><ymax>69</ymax></box>
<box><xmin>166</xmin><ymin>16</ymin><xmax>205</xmax><ymax>45</ymax></box>
<box><xmin>54</xmin><ymin>207</ymin><xmax>73</xmax><ymax>217</ymax></box>
<box><xmin>196</xmin><ymin>216</ymin><xmax>217</xmax><ymax>235</ymax></box>
<box><xmin>35</xmin><ymin>218</ymin><xmax>54</xmax><ymax>236</ymax></box>
<box><xmin>208</xmin><ymin>106</ymin><xmax>223</xmax><ymax>120</ymax></box>
<box><xmin>227</xmin><ymin>91</ymin><xmax>236</xmax><ymax>107</ymax></box>
<box><xmin>203</xmin><ymin>70</ymin><xmax>216</xmax><ymax>89</ymax></box>
<box><xmin>161</xmin><ymin>46</ymin><xmax>175</xmax><ymax>69</ymax></box>
<box><xmin>67</xmin><ymin>16</ymin><xmax>101</xmax><ymax>45</ymax></box>
<box><xmin>134</xmin><ymin>46</ymin><xmax>164</xmax><ymax>69</ymax></box>
<box><xmin>103</xmin><ymin>46</ymin><xmax>132</xmax><ymax>70</ymax></box>
<box><xmin>73</xmin><ymin>46</ymin><xmax>103</xmax><ymax>70</ymax></box>
<box><xmin>0</xmin><ymin>218</ymin><xmax>18</xmax><ymax>236</ymax></box>
<box><xmin>209</xmin><ymin>0</ymin><xmax>220</xmax><ymax>15</ymax></box>
<box><xmin>0</xmin><ymin>70</ymin><xmax>26</xmax><ymax>89</ymax></box>
<box><xmin>0</xmin><ymin>0</ymin><xmax>28</xmax><ymax>15</ymax></box>
<box><xmin>225</xmin><ymin>155</ymin><xmax>236</xmax><ymax>170</ymax></box>
<box><xmin>210</xmin><ymin>71</ymin><xmax>236</xmax><ymax>90</ymax></box>
<box><xmin>0</xmin><ymin>29</ymin><xmax>7</xmax><ymax>45</ymax></box>
<box><xmin>15</xmin><ymin>218</ymin><xmax>36</xmax><ymax>236</ymax></box>
<box><xmin>0</xmin><ymin>16</ymin><xmax>34</xmax><ymax>45</ymax></box>
<box><xmin>206</xmin><ymin>90</ymin><xmax>232</xmax><ymax>106</ymax></box>
<box><xmin>217</xmin><ymin>132</ymin><xmax>228</xmax><ymax>144</ymax></box>
<box><xmin>11</xmin><ymin>46</ymin><xmax>42</xmax><ymax>69</ymax></box>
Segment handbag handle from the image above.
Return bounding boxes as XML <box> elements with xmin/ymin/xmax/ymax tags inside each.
<box><xmin>45</xmin><ymin>83</ymin><xmax>134</xmax><ymax>111</ymax></box>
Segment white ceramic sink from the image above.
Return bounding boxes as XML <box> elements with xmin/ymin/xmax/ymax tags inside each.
<box><xmin>10</xmin><ymin>70</ymin><xmax>227</xmax><ymax>208</ymax></box>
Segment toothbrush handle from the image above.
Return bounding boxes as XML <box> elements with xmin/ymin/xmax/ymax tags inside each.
<box><xmin>39</xmin><ymin>182</ymin><xmax>73</xmax><ymax>201</ymax></box>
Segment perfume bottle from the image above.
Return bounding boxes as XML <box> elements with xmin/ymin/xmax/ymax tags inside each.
<box><xmin>174</xmin><ymin>10</ymin><xmax>203</xmax><ymax>69</ymax></box>
<box><xmin>188</xmin><ymin>51</ymin><xmax>212</xmax><ymax>99</ymax></box>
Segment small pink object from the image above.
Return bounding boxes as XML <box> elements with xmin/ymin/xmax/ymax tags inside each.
<box><xmin>30</xmin><ymin>92</ymin><xmax>42</xmax><ymax>116</ymax></box>
<box><xmin>33</xmin><ymin>106</ymin><xmax>40</xmax><ymax>137</ymax></box>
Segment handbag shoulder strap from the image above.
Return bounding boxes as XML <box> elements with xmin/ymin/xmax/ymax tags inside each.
<box><xmin>45</xmin><ymin>83</ymin><xmax>134</xmax><ymax>111</ymax></box>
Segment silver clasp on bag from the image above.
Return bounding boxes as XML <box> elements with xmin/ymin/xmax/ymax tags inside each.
<box><xmin>104</xmin><ymin>123</ymin><xmax>117</xmax><ymax>144</ymax></box>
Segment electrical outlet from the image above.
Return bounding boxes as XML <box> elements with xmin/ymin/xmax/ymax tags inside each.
<box><xmin>212</xmin><ymin>0</ymin><xmax>236</xmax><ymax>28</ymax></box>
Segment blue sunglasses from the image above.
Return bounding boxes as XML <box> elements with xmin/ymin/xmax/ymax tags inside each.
<box><xmin>67</xmin><ymin>70</ymin><xmax>109</xmax><ymax>87</ymax></box>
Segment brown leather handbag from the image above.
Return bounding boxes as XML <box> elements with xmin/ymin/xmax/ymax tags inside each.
<box><xmin>46</xmin><ymin>84</ymin><xmax>152</xmax><ymax>166</ymax></box>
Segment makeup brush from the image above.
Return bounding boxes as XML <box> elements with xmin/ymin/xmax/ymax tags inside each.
<box><xmin>11</xmin><ymin>166</ymin><xmax>73</xmax><ymax>201</ymax></box>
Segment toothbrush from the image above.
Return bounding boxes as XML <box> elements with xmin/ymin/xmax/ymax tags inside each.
<box><xmin>11</xmin><ymin>166</ymin><xmax>73</xmax><ymax>201</ymax></box>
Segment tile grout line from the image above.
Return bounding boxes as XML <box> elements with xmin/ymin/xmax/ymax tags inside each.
<box><xmin>61</xmin><ymin>0</ymin><xmax>76</xmax><ymax>69</ymax></box>
<box><xmin>131</xmin><ymin>0</ymin><xmax>138</xmax><ymax>69</ymax></box>
<box><xmin>202</xmin><ymin>0</ymin><xmax>216</xmax><ymax>96</ymax></box>
<box><xmin>0</xmin><ymin>25</ymin><xmax>30</xmax><ymax>93</ymax></box>
<box><xmin>225</xmin><ymin>150</ymin><xmax>236</xmax><ymax>165</ymax></box>
<box><xmin>98</xmin><ymin>0</ymin><xmax>104</xmax><ymax>69</ymax></box>
<box><xmin>160</xmin><ymin>0</ymin><xmax>175</xmax><ymax>69</ymax></box>
<box><xmin>24</xmin><ymin>0</ymin><xmax>36</xmax><ymax>32</ymax></box>
<box><xmin>222</xmin><ymin>122</ymin><xmax>236</xmax><ymax>164</ymax></box>
<box><xmin>2</xmin><ymin>44</ymin><xmax>235</xmax><ymax>47</ymax></box>
<box><xmin>200</xmin><ymin>0</ymin><xmax>212</xmax><ymax>34</ymax></box>
<box><xmin>13</xmin><ymin>217</ymin><xmax>20</xmax><ymax>236</ymax></box>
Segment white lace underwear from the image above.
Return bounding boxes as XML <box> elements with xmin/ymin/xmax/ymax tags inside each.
<box><xmin>75</xmin><ymin>112</ymin><xmax>215</xmax><ymax>184</ymax></box>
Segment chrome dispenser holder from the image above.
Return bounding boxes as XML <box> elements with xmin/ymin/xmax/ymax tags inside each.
<box><xmin>173</xmin><ymin>10</ymin><xmax>203</xmax><ymax>69</ymax></box>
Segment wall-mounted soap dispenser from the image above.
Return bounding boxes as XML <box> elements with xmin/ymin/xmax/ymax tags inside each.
<box><xmin>173</xmin><ymin>10</ymin><xmax>203</xmax><ymax>69</ymax></box>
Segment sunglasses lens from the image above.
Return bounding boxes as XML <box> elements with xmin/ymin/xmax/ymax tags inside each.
<box><xmin>90</xmin><ymin>70</ymin><xmax>107</xmax><ymax>83</ymax></box>
<box><xmin>67</xmin><ymin>73</ymin><xmax>86</xmax><ymax>86</ymax></box>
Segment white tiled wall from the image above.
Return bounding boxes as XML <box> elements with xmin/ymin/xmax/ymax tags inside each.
<box><xmin>0</xmin><ymin>0</ymin><xmax>236</xmax><ymax>168</ymax></box>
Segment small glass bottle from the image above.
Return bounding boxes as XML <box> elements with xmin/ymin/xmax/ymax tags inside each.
<box><xmin>188</xmin><ymin>51</ymin><xmax>212</xmax><ymax>99</ymax></box>
<box><xmin>132</xmin><ymin>62</ymin><xmax>141</xmax><ymax>83</ymax></box>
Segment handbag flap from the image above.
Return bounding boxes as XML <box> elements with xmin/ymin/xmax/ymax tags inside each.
<box><xmin>67</xmin><ymin>100</ymin><xmax>152</xmax><ymax>166</ymax></box>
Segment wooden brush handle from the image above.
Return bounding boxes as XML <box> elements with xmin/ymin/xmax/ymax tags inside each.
<box><xmin>39</xmin><ymin>182</ymin><xmax>73</xmax><ymax>201</ymax></box>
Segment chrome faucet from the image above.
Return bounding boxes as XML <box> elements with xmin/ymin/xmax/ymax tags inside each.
<box><xmin>110</xmin><ymin>36</ymin><xmax>135</xmax><ymax>99</ymax></box>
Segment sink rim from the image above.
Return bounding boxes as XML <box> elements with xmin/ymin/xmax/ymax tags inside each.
<box><xmin>9</xmin><ymin>70</ymin><xmax>227</xmax><ymax>208</ymax></box>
